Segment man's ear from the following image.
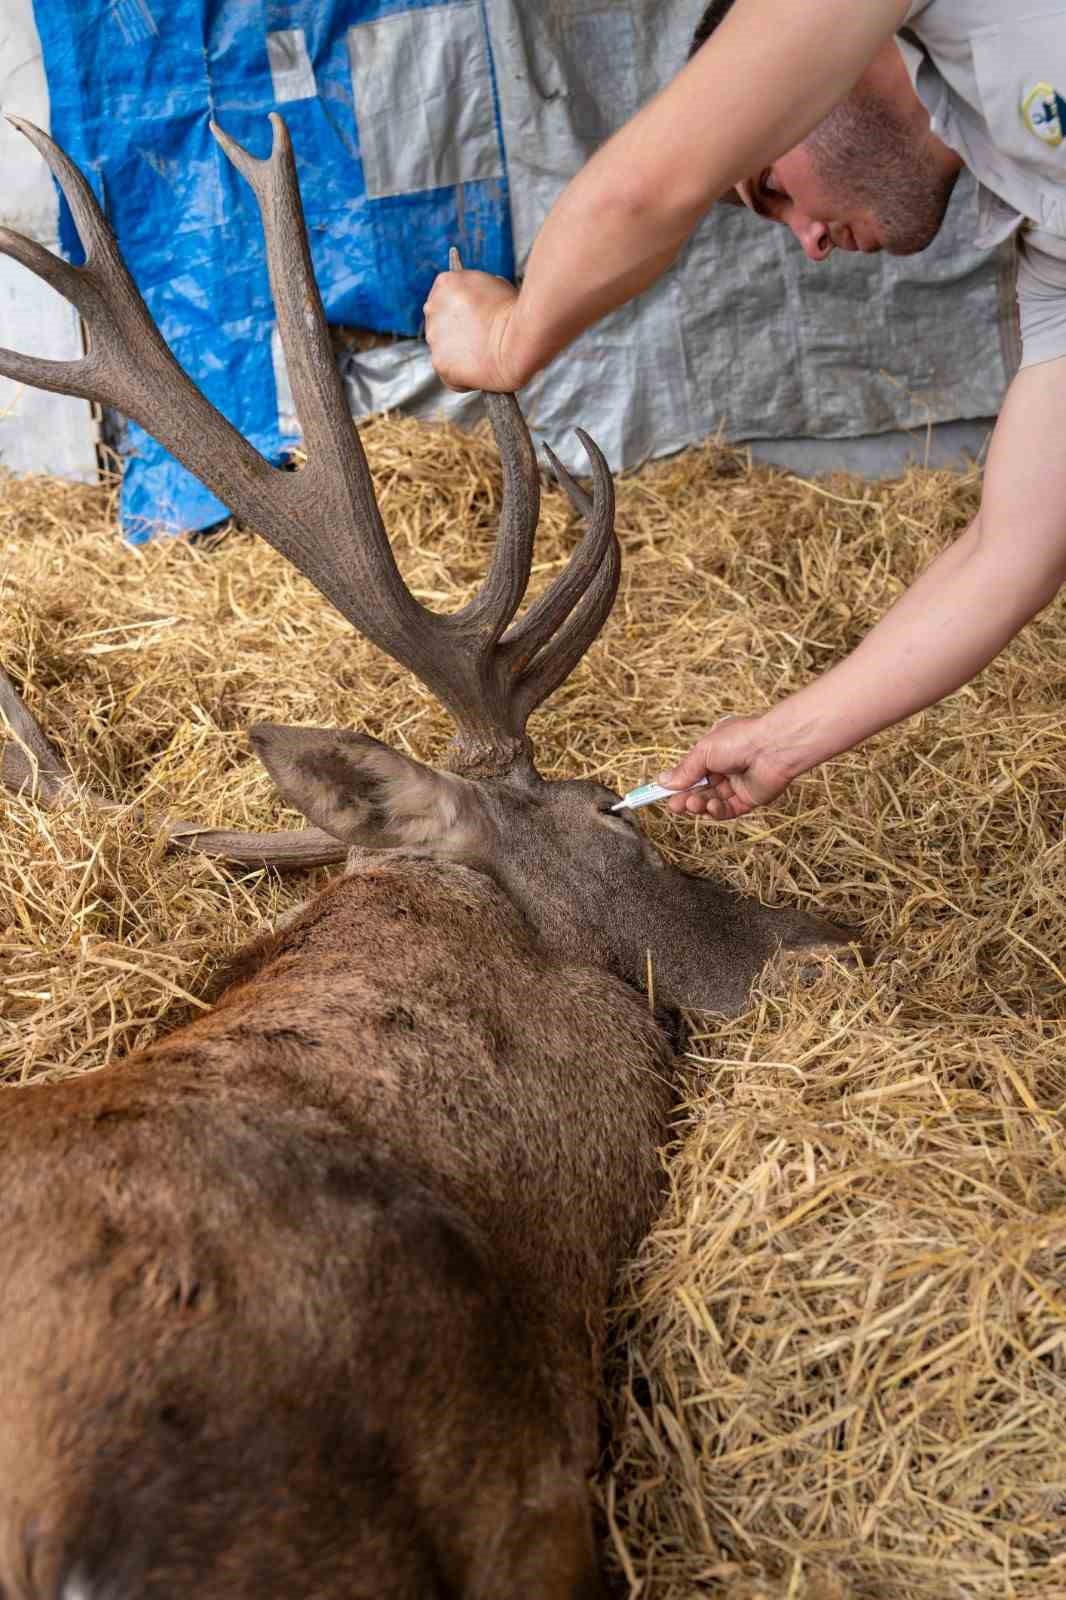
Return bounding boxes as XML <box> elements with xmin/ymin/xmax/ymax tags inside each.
<box><xmin>248</xmin><ymin>724</ymin><xmax>488</xmax><ymax>851</ymax></box>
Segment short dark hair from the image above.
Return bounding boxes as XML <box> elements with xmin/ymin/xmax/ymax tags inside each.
<box><xmin>689</xmin><ymin>0</ymin><xmax>737</xmax><ymax>58</ymax></box>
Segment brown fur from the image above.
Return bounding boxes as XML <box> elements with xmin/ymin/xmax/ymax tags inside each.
<box><xmin>0</xmin><ymin>735</ymin><xmax>857</xmax><ymax>1600</ymax></box>
<box><xmin>0</xmin><ymin>855</ymin><xmax>661</xmax><ymax>1600</ymax></box>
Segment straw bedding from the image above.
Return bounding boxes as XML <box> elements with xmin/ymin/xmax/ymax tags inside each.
<box><xmin>2</xmin><ymin>417</ymin><xmax>1064</xmax><ymax>1598</ymax></box>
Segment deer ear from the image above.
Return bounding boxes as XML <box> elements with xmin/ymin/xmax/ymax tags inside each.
<box><xmin>248</xmin><ymin>724</ymin><xmax>486</xmax><ymax>850</ymax></box>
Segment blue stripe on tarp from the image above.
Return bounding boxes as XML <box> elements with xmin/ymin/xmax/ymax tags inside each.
<box><xmin>31</xmin><ymin>0</ymin><xmax>514</xmax><ymax>539</ymax></box>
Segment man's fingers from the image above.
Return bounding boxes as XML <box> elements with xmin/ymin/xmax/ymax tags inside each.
<box><xmin>664</xmin><ymin>786</ymin><xmax>751</xmax><ymax>821</ymax></box>
<box><xmin>665</xmin><ymin>790</ymin><xmax>698</xmax><ymax>814</ymax></box>
<box><xmin>679</xmin><ymin>791</ymin><xmax>729</xmax><ymax>820</ymax></box>
<box><xmin>662</xmin><ymin>766</ymin><xmax>731</xmax><ymax>811</ymax></box>
<box><xmin>657</xmin><ymin>756</ymin><xmax>709</xmax><ymax>788</ymax></box>
<box><xmin>659</xmin><ymin>720</ymin><xmax>741</xmax><ymax>788</ymax></box>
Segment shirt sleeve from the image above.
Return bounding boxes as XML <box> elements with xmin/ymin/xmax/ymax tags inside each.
<box><xmin>1016</xmin><ymin>230</ymin><xmax>1066</xmax><ymax>370</ymax></box>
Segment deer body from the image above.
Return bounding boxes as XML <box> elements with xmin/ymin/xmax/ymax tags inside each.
<box><xmin>0</xmin><ymin>116</ymin><xmax>857</xmax><ymax>1597</ymax></box>
<box><xmin>3</xmin><ymin>856</ymin><xmax>675</xmax><ymax>1598</ymax></box>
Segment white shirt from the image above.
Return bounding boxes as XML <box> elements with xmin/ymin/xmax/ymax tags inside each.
<box><xmin>901</xmin><ymin>2</ymin><xmax>1066</xmax><ymax>366</ymax></box>
<box><xmin>901</xmin><ymin>2</ymin><xmax>1066</xmax><ymax>246</ymax></box>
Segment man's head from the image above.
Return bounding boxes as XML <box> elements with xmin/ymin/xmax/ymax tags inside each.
<box><xmin>690</xmin><ymin>0</ymin><xmax>962</xmax><ymax>258</ymax></box>
<box><xmin>689</xmin><ymin>0</ymin><xmax>734</xmax><ymax>59</ymax></box>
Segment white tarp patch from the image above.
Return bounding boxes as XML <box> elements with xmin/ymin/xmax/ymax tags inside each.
<box><xmin>348</xmin><ymin>3</ymin><xmax>503</xmax><ymax>199</ymax></box>
<box><xmin>266</xmin><ymin>28</ymin><xmax>317</xmax><ymax>104</ymax></box>
<box><xmin>0</xmin><ymin>0</ymin><xmax>99</xmax><ymax>482</ymax></box>
<box><xmin>270</xmin><ymin>324</ymin><xmax>300</xmax><ymax>438</ymax></box>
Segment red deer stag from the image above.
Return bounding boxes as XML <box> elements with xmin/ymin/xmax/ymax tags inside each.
<box><xmin>0</xmin><ymin>115</ymin><xmax>855</xmax><ymax>1600</ymax></box>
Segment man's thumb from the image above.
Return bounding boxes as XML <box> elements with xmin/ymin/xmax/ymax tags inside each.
<box><xmin>656</xmin><ymin>749</ymin><xmax>707</xmax><ymax>790</ymax></box>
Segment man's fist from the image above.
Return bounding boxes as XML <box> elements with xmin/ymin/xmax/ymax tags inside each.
<box><xmin>424</xmin><ymin>268</ymin><xmax>522</xmax><ymax>392</ymax></box>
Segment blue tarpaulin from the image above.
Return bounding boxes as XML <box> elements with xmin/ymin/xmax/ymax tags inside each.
<box><xmin>32</xmin><ymin>0</ymin><xmax>514</xmax><ymax>538</ymax></box>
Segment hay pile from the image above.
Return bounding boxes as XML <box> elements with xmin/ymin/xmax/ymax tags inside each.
<box><xmin>2</xmin><ymin>417</ymin><xmax>1065</xmax><ymax>1597</ymax></box>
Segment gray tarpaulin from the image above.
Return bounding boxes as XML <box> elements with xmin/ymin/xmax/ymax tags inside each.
<box><xmin>341</xmin><ymin>0</ymin><xmax>1015</xmax><ymax>477</ymax></box>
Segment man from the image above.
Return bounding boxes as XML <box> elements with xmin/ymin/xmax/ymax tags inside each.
<box><xmin>425</xmin><ymin>0</ymin><xmax>1066</xmax><ymax>821</ymax></box>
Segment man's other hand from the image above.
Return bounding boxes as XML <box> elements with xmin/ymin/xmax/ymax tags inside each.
<box><xmin>657</xmin><ymin>716</ymin><xmax>794</xmax><ymax>818</ymax></box>
<box><xmin>425</xmin><ymin>268</ymin><xmax>521</xmax><ymax>392</ymax></box>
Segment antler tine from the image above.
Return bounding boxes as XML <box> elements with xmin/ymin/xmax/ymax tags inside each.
<box><xmin>509</xmin><ymin>433</ymin><xmax>621</xmax><ymax>726</ymax></box>
<box><xmin>444</xmin><ymin>249</ymin><xmax>539</xmax><ymax>643</ymax></box>
<box><xmin>167</xmin><ymin>823</ymin><xmax>346</xmax><ymax>868</ymax></box>
<box><xmin>513</xmin><ymin>542</ymin><xmax>621</xmax><ymax>730</ymax></box>
<box><xmin>209</xmin><ymin>116</ymin><xmax>350</xmax><ymax>473</ymax></box>
<box><xmin>450</xmin><ymin>390</ymin><xmax>540</xmax><ymax>642</ymax></box>
<box><xmin>1</xmin><ymin>664</ymin><xmax>347</xmax><ymax>869</ymax></box>
<box><xmin>208</xmin><ymin>116</ymin><xmax>420</xmax><ymax>636</ymax></box>
<box><xmin>6</xmin><ymin>115</ymin><xmax>121</xmax><ymax>268</ymax></box>
<box><xmin>438</xmin><ymin>429</ymin><xmax>619</xmax><ymax>774</ymax></box>
<box><xmin>543</xmin><ymin>441</ymin><xmax>595</xmax><ymax>517</ymax></box>
<box><xmin>0</xmin><ymin>226</ymin><xmax>101</xmax><ymax>399</ymax></box>
<box><xmin>499</xmin><ymin>432</ymin><xmax>614</xmax><ymax>671</ymax></box>
<box><xmin>427</xmin><ymin>247</ymin><xmax>621</xmax><ymax>771</ymax></box>
<box><xmin>0</xmin><ymin>117</ymin><xmax>250</xmax><ymax>426</ymax></box>
<box><xmin>0</xmin><ymin>666</ymin><xmax>75</xmax><ymax>806</ymax></box>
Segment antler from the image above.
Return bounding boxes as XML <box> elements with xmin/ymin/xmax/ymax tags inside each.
<box><xmin>0</xmin><ymin>670</ymin><xmax>72</xmax><ymax>808</ymax></box>
<box><xmin>0</xmin><ymin>662</ymin><xmax>346</xmax><ymax>867</ymax></box>
<box><xmin>0</xmin><ymin>116</ymin><xmax>619</xmax><ymax>852</ymax></box>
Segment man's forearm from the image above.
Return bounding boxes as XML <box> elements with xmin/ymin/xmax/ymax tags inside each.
<box><xmin>499</xmin><ymin>0</ymin><xmax>910</xmax><ymax>386</ymax></box>
<box><xmin>759</xmin><ymin>515</ymin><xmax>1066</xmax><ymax>779</ymax></box>
<box><xmin>501</xmin><ymin>212</ymin><xmax>685</xmax><ymax>387</ymax></box>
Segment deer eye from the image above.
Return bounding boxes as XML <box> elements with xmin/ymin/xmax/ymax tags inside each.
<box><xmin>599</xmin><ymin>805</ymin><xmax>637</xmax><ymax>829</ymax></box>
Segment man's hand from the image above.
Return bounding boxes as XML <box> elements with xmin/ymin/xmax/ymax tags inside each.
<box><xmin>424</xmin><ymin>268</ymin><xmax>522</xmax><ymax>392</ymax></box>
<box><xmin>657</xmin><ymin>716</ymin><xmax>795</xmax><ymax>818</ymax></box>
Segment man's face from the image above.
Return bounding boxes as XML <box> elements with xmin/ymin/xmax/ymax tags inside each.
<box><xmin>737</xmin><ymin>144</ymin><xmax>885</xmax><ymax>259</ymax></box>
<box><xmin>733</xmin><ymin>89</ymin><xmax>960</xmax><ymax>260</ymax></box>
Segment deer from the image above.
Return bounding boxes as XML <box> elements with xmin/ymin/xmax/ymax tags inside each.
<box><xmin>0</xmin><ymin>114</ymin><xmax>858</xmax><ymax>1600</ymax></box>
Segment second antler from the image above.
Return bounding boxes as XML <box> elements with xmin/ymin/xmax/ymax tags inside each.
<box><xmin>0</xmin><ymin>114</ymin><xmax>619</xmax><ymax>863</ymax></box>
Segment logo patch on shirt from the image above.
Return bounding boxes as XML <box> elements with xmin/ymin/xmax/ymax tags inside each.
<box><xmin>1021</xmin><ymin>83</ymin><xmax>1066</xmax><ymax>147</ymax></box>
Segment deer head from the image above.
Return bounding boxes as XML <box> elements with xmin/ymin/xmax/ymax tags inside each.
<box><xmin>0</xmin><ymin>114</ymin><xmax>853</xmax><ymax>1016</ymax></box>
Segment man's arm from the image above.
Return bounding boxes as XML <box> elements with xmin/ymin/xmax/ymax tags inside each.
<box><xmin>659</xmin><ymin>354</ymin><xmax>1066</xmax><ymax>818</ymax></box>
<box><xmin>426</xmin><ymin>0</ymin><xmax>910</xmax><ymax>391</ymax></box>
